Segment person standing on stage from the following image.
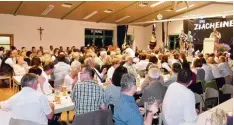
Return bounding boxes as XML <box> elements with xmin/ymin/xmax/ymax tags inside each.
<box><xmin>179</xmin><ymin>30</ymin><xmax>187</xmax><ymax>52</ymax></box>
<box><xmin>210</xmin><ymin>28</ymin><xmax>221</xmax><ymax>43</ymax></box>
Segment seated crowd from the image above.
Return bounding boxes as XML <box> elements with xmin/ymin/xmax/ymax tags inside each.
<box><xmin>0</xmin><ymin>45</ymin><xmax>233</xmax><ymax>125</ymax></box>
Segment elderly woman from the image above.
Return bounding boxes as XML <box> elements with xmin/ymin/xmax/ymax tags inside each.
<box><xmin>207</xmin><ymin>57</ymin><xmax>222</xmax><ymax>79</ymax></box>
<box><xmin>13</xmin><ymin>56</ymin><xmax>28</xmax><ymax>76</ymax></box>
<box><xmin>64</xmin><ymin>60</ymin><xmax>81</xmax><ymax>91</ymax></box>
<box><xmin>137</xmin><ymin>68</ymin><xmax>167</xmax><ymax>106</ymax></box>
<box><xmin>106</xmin><ymin>57</ymin><xmax>121</xmax><ymax>82</ymax></box>
<box><xmin>105</xmin><ymin>65</ymin><xmax>128</xmax><ymax>106</ymax></box>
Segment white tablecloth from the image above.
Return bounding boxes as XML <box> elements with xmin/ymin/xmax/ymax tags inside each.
<box><xmin>0</xmin><ymin>109</ymin><xmax>11</xmax><ymax>125</ymax></box>
<box><xmin>12</xmin><ymin>76</ymin><xmax>23</xmax><ymax>85</ymax></box>
<box><xmin>195</xmin><ymin>98</ymin><xmax>233</xmax><ymax>125</ymax></box>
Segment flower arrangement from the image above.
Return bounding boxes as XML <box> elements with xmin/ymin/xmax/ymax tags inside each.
<box><xmin>215</xmin><ymin>43</ymin><xmax>231</xmax><ymax>52</ymax></box>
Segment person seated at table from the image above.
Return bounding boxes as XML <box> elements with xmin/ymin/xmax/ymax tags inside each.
<box><xmin>123</xmin><ymin>56</ymin><xmax>138</xmax><ymax>77</ymax></box>
<box><xmin>106</xmin><ymin>57</ymin><xmax>121</xmax><ymax>82</ymax></box>
<box><xmin>84</xmin><ymin>57</ymin><xmax>107</xmax><ymax>83</ymax></box>
<box><xmin>0</xmin><ymin>73</ymin><xmax>55</xmax><ymax>125</ymax></box>
<box><xmin>207</xmin><ymin>57</ymin><xmax>222</xmax><ymax>79</ymax></box>
<box><xmin>201</xmin><ymin>58</ymin><xmax>214</xmax><ymax>83</ymax></box>
<box><xmin>30</xmin><ymin>56</ymin><xmax>43</xmax><ymax>70</ymax></box>
<box><xmin>180</xmin><ymin>53</ymin><xmax>190</xmax><ymax>69</ymax></box>
<box><xmin>140</xmin><ymin>68</ymin><xmax>164</xmax><ymax>92</ymax></box>
<box><xmin>182</xmin><ymin>61</ymin><xmax>197</xmax><ymax>85</ymax></box>
<box><xmin>214</xmin><ymin>52</ymin><xmax>222</xmax><ymax>63</ymax></box>
<box><xmin>113</xmin><ymin>73</ymin><xmax>159</xmax><ymax>125</ymax></box>
<box><xmin>164</xmin><ymin>63</ymin><xmax>182</xmax><ymax>86</ymax></box>
<box><xmin>218</xmin><ymin>56</ymin><xmax>233</xmax><ymax>77</ymax></box>
<box><xmin>0</xmin><ymin>50</ymin><xmax>18</xmax><ymax>76</ymax></box>
<box><xmin>162</xmin><ymin>69</ymin><xmax>197</xmax><ymax>125</ymax></box>
<box><xmin>100</xmin><ymin>55</ymin><xmax>113</xmax><ymax>79</ymax></box>
<box><xmin>135</xmin><ymin>53</ymin><xmax>149</xmax><ymax>74</ymax></box>
<box><xmin>72</xmin><ymin>65</ymin><xmax>106</xmax><ymax>115</ymax></box>
<box><xmin>53</xmin><ymin>54</ymin><xmax>71</xmax><ymax>88</ymax></box>
<box><xmin>137</xmin><ymin>68</ymin><xmax>167</xmax><ymax>106</ymax></box>
<box><xmin>105</xmin><ymin>65</ymin><xmax>128</xmax><ymax>107</ymax></box>
<box><xmin>146</xmin><ymin>55</ymin><xmax>159</xmax><ymax>72</ymax></box>
<box><xmin>168</xmin><ymin>53</ymin><xmax>181</xmax><ymax>66</ymax></box>
<box><xmin>192</xmin><ymin>58</ymin><xmax>205</xmax><ymax>82</ymax></box>
<box><xmin>160</xmin><ymin>54</ymin><xmax>171</xmax><ymax>74</ymax></box>
<box><xmin>13</xmin><ymin>56</ymin><xmax>28</xmax><ymax>76</ymax></box>
<box><xmin>41</xmin><ymin>62</ymin><xmax>54</xmax><ymax>95</ymax></box>
<box><xmin>64</xmin><ymin>60</ymin><xmax>80</xmax><ymax>91</ymax></box>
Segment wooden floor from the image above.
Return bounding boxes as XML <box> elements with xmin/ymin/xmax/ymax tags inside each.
<box><xmin>0</xmin><ymin>85</ymin><xmax>74</xmax><ymax>122</ymax></box>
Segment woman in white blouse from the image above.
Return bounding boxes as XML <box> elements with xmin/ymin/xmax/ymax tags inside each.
<box><xmin>218</xmin><ymin>56</ymin><xmax>233</xmax><ymax>77</ymax></box>
<box><xmin>207</xmin><ymin>57</ymin><xmax>222</xmax><ymax>79</ymax></box>
<box><xmin>64</xmin><ymin>60</ymin><xmax>81</xmax><ymax>91</ymax></box>
<box><xmin>161</xmin><ymin>54</ymin><xmax>171</xmax><ymax>73</ymax></box>
<box><xmin>13</xmin><ymin>56</ymin><xmax>28</xmax><ymax>76</ymax></box>
<box><xmin>201</xmin><ymin>58</ymin><xmax>214</xmax><ymax>82</ymax></box>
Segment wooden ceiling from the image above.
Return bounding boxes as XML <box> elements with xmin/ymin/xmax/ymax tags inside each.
<box><xmin>0</xmin><ymin>1</ymin><xmax>231</xmax><ymax>26</ymax></box>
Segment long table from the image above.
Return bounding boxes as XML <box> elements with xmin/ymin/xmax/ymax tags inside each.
<box><xmin>195</xmin><ymin>98</ymin><xmax>233</xmax><ymax>125</ymax></box>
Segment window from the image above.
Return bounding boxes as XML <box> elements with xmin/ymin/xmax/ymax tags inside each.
<box><xmin>0</xmin><ymin>34</ymin><xmax>14</xmax><ymax>50</ymax></box>
<box><xmin>85</xmin><ymin>29</ymin><xmax>113</xmax><ymax>48</ymax></box>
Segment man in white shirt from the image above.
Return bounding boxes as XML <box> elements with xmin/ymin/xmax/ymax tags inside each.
<box><xmin>163</xmin><ymin>69</ymin><xmax>197</xmax><ymax>125</ymax></box>
<box><xmin>53</xmin><ymin>54</ymin><xmax>71</xmax><ymax>88</ymax></box>
<box><xmin>0</xmin><ymin>73</ymin><xmax>54</xmax><ymax>125</ymax></box>
<box><xmin>125</xmin><ymin>46</ymin><xmax>135</xmax><ymax>58</ymax></box>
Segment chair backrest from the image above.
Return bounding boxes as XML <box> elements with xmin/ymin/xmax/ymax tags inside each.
<box><xmin>9</xmin><ymin>118</ymin><xmax>45</xmax><ymax>125</ymax></box>
<box><xmin>224</xmin><ymin>75</ymin><xmax>233</xmax><ymax>85</ymax></box>
<box><xmin>188</xmin><ymin>82</ymin><xmax>203</xmax><ymax>95</ymax></box>
<box><xmin>215</xmin><ymin>77</ymin><xmax>226</xmax><ymax>89</ymax></box>
<box><xmin>205</xmin><ymin>88</ymin><xmax>219</xmax><ymax>99</ymax></box>
<box><xmin>72</xmin><ymin>110</ymin><xmax>114</xmax><ymax>125</ymax></box>
<box><xmin>221</xmin><ymin>84</ymin><xmax>233</xmax><ymax>95</ymax></box>
<box><xmin>204</xmin><ymin>80</ymin><xmax>218</xmax><ymax>90</ymax></box>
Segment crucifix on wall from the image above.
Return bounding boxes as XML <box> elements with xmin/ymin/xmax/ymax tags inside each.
<box><xmin>37</xmin><ymin>27</ymin><xmax>44</xmax><ymax>40</ymax></box>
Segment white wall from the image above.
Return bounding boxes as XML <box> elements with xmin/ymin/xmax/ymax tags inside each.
<box><xmin>0</xmin><ymin>14</ymin><xmax>143</xmax><ymax>51</ymax></box>
<box><xmin>127</xmin><ymin>25</ymin><xmax>145</xmax><ymax>50</ymax></box>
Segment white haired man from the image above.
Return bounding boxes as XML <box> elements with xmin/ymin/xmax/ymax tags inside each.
<box><xmin>0</xmin><ymin>73</ymin><xmax>54</xmax><ymax>125</ymax></box>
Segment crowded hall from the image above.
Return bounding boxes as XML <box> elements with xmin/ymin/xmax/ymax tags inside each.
<box><xmin>0</xmin><ymin>1</ymin><xmax>233</xmax><ymax>125</ymax></box>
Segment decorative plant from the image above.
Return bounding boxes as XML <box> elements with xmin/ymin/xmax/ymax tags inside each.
<box><xmin>215</xmin><ymin>43</ymin><xmax>231</xmax><ymax>52</ymax></box>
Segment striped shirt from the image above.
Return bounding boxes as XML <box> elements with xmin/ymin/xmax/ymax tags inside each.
<box><xmin>72</xmin><ymin>80</ymin><xmax>105</xmax><ymax>115</ymax></box>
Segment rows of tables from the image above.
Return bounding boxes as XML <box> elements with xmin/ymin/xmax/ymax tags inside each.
<box><xmin>0</xmin><ymin>75</ymin><xmax>232</xmax><ymax>125</ymax></box>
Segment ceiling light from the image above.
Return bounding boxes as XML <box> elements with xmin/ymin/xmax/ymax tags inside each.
<box><xmin>41</xmin><ymin>5</ymin><xmax>54</xmax><ymax>15</ymax></box>
<box><xmin>222</xmin><ymin>15</ymin><xmax>226</xmax><ymax>18</ymax></box>
<box><xmin>166</xmin><ymin>9</ymin><xmax>173</xmax><ymax>12</ymax></box>
<box><xmin>176</xmin><ymin>4</ymin><xmax>195</xmax><ymax>12</ymax></box>
<box><xmin>138</xmin><ymin>3</ymin><xmax>148</xmax><ymax>7</ymax></box>
<box><xmin>61</xmin><ymin>3</ymin><xmax>73</xmax><ymax>8</ymax></box>
<box><xmin>157</xmin><ymin>14</ymin><xmax>163</xmax><ymax>20</ymax></box>
<box><xmin>104</xmin><ymin>9</ymin><xmax>113</xmax><ymax>13</ymax></box>
<box><xmin>115</xmin><ymin>16</ymin><xmax>130</xmax><ymax>23</ymax></box>
<box><xmin>150</xmin><ymin>1</ymin><xmax>165</xmax><ymax>7</ymax></box>
<box><xmin>83</xmin><ymin>11</ymin><xmax>98</xmax><ymax>20</ymax></box>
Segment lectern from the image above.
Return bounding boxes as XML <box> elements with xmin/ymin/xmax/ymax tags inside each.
<box><xmin>203</xmin><ymin>38</ymin><xmax>215</xmax><ymax>54</ymax></box>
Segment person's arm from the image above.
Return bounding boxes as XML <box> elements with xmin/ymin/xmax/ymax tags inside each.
<box><xmin>40</xmin><ymin>95</ymin><xmax>54</xmax><ymax>120</ymax></box>
<box><xmin>144</xmin><ymin>102</ymin><xmax>159</xmax><ymax>125</ymax></box>
<box><xmin>100</xmin><ymin>88</ymin><xmax>106</xmax><ymax>110</ymax></box>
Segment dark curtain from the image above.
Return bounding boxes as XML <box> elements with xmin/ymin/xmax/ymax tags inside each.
<box><xmin>117</xmin><ymin>25</ymin><xmax>128</xmax><ymax>47</ymax></box>
<box><xmin>162</xmin><ymin>22</ymin><xmax>165</xmax><ymax>45</ymax></box>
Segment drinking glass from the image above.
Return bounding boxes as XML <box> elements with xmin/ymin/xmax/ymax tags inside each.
<box><xmin>54</xmin><ymin>89</ymin><xmax>61</xmax><ymax>104</ymax></box>
<box><xmin>61</xmin><ymin>84</ymin><xmax>67</xmax><ymax>96</ymax></box>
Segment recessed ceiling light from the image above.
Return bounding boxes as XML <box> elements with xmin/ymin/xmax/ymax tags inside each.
<box><xmin>104</xmin><ymin>9</ymin><xmax>113</xmax><ymax>13</ymax></box>
<box><xmin>150</xmin><ymin>1</ymin><xmax>165</xmax><ymax>7</ymax></box>
<box><xmin>61</xmin><ymin>3</ymin><xmax>73</xmax><ymax>8</ymax></box>
<box><xmin>83</xmin><ymin>11</ymin><xmax>98</xmax><ymax>20</ymax></box>
<box><xmin>115</xmin><ymin>16</ymin><xmax>130</xmax><ymax>23</ymax></box>
<box><xmin>138</xmin><ymin>3</ymin><xmax>148</xmax><ymax>7</ymax></box>
<box><xmin>176</xmin><ymin>4</ymin><xmax>195</xmax><ymax>12</ymax></box>
<box><xmin>41</xmin><ymin>5</ymin><xmax>54</xmax><ymax>15</ymax></box>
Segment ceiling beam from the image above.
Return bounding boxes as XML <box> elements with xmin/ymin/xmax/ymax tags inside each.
<box><xmin>128</xmin><ymin>2</ymin><xmax>177</xmax><ymax>24</ymax></box>
<box><xmin>214</xmin><ymin>1</ymin><xmax>233</xmax><ymax>5</ymax></box>
<box><xmin>143</xmin><ymin>2</ymin><xmax>213</xmax><ymax>27</ymax></box>
<box><xmin>96</xmin><ymin>1</ymin><xmax>138</xmax><ymax>23</ymax></box>
<box><xmin>61</xmin><ymin>1</ymin><xmax>86</xmax><ymax>20</ymax></box>
<box><xmin>14</xmin><ymin>1</ymin><xmax>23</xmax><ymax>16</ymax></box>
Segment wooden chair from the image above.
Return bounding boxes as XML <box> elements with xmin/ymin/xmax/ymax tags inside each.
<box><xmin>0</xmin><ymin>75</ymin><xmax>12</xmax><ymax>88</ymax></box>
<box><xmin>204</xmin><ymin>88</ymin><xmax>219</xmax><ymax>108</ymax></box>
<box><xmin>204</xmin><ymin>80</ymin><xmax>218</xmax><ymax>91</ymax></box>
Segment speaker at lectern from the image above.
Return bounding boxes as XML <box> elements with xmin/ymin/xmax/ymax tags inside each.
<box><xmin>203</xmin><ymin>38</ymin><xmax>215</xmax><ymax>54</ymax></box>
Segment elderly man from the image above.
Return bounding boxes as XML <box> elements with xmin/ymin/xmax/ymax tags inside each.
<box><xmin>163</xmin><ymin>69</ymin><xmax>197</xmax><ymax>125</ymax></box>
<box><xmin>114</xmin><ymin>73</ymin><xmax>159</xmax><ymax>125</ymax></box>
<box><xmin>0</xmin><ymin>73</ymin><xmax>54</xmax><ymax>125</ymax></box>
<box><xmin>123</xmin><ymin>56</ymin><xmax>138</xmax><ymax>77</ymax></box>
<box><xmin>72</xmin><ymin>65</ymin><xmax>105</xmax><ymax>115</ymax></box>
